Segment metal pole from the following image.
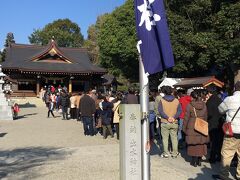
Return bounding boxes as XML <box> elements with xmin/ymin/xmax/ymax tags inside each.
<box><xmin>139</xmin><ymin>56</ymin><xmax>150</xmax><ymax>180</ymax></box>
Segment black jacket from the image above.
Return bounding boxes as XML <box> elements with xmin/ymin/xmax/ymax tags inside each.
<box><xmin>101</xmin><ymin>101</ymin><xmax>113</xmax><ymax>125</ymax></box>
<box><xmin>79</xmin><ymin>94</ymin><xmax>96</xmax><ymax>117</ymax></box>
<box><xmin>60</xmin><ymin>93</ymin><xmax>70</xmax><ymax>107</ymax></box>
<box><xmin>206</xmin><ymin>94</ymin><xmax>224</xmax><ymax>130</ymax></box>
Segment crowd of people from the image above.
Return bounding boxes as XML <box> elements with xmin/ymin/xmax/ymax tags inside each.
<box><xmin>39</xmin><ymin>81</ymin><xmax>240</xmax><ymax>180</ymax></box>
<box><xmin>154</xmin><ymin>82</ymin><xmax>240</xmax><ymax>180</ymax></box>
<box><xmin>40</xmin><ymin>85</ymin><xmax>138</xmax><ymax>139</ymax></box>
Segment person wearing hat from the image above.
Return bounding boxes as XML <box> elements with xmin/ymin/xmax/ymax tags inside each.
<box><xmin>213</xmin><ymin>81</ymin><xmax>240</xmax><ymax>180</ymax></box>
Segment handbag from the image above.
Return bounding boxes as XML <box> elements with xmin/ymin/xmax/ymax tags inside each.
<box><xmin>193</xmin><ymin>107</ymin><xmax>208</xmax><ymax>136</ymax></box>
<box><xmin>222</xmin><ymin>106</ymin><xmax>240</xmax><ymax>137</ymax></box>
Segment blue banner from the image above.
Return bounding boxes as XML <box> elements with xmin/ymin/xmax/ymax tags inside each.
<box><xmin>135</xmin><ymin>0</ymin><xmax>175</xmax><ymax>74</ymax></box>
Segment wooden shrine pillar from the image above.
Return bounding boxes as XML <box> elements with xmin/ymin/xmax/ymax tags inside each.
<box><xmin>69</xmin><ymin>79</ymin><xmax>72</xmax><ymax>93</ymax></box>
<box><xmin>36</xmin><ymin>79</ymin><xmax>40</xmax><ymax>97</ymax></box>
<box><xmin>36</xmin><ymin>75</ymin><xmax>41</xmax><ymax>97</ymax></box>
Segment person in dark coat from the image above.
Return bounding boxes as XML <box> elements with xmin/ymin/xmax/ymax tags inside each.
<box><xmin>124</xmin><ymin>88</ymin><xmax>138</xmax><ymax>104</ymax></box>
<box><xmin>206</xmin><ymin>86</ymin><xmax>224</xmax><ymax>163</ymax></box>
<box><xmin>59</xmin><ymin>90</ymin><xmax>70</xmax><ymax>120</ymax></box>
<box><xmin>183</xmin><ymin>90</ymin><xmax>209</xmax><ymax>167</ymax></box>
<box><xmin>44</xmin><ymin>91</ymin><xmax>51</xmax><ymax>107</ymax></box>
<box><xmin>80</xmin><ymin>90</ymin><xmax>96</xmax><ymax>136</ymax></box>
<box><xmin>101</xmin><ymin>95</ymin><xmax>114</xmax><ymax>139</ymax></box>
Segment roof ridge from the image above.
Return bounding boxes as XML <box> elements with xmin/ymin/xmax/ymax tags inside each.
<box><xmin>183</xmin><ymin>76</ymin><xmax>214</xmax><ymax>80</ymax></box>
<box><xmin>11</xmin><ymin>43</ymin><xmax>44</xmax><ymax>48</ymax></box>
<box><xmin>29</xmin><ymin>40</ymin><xmax>75</xmax><ymax>63</ymax></box>
<box><xmin>59</xmin><ymin>47</ymin><xmax>88</xmax><ymax>51</ymax></box>
<box><xmin>11</xmin><ymin>43</ymin><xmax>87</xmax><ymax>51</ymax></box>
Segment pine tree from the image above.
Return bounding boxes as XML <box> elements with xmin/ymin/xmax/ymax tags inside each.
<box><xmin>1</xmin><ymin>32</ymin><xmax>15</xmax><ymax>62</ymax></box>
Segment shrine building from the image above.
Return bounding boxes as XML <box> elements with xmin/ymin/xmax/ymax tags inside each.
<box><xmin>1</xmin><ymin>39</ymin><xmax>107</xmax><ymax>97</ymax></box>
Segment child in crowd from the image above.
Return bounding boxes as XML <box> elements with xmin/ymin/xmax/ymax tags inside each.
<box><xmin>48</xmin><ymin>99</ymin><xmax>55</xmax><ymax>118</ymax></box>
<box><xmin>12</xmin><ymin>103</ymin><xmax>20</xmax><ymax>119</ymax></box>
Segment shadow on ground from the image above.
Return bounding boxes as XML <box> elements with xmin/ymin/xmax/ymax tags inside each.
<box><xmin>149</xmin><ymin>137</ymin><xmax>230</xmax><ymax>180</ymax></box>
<box><xmin>15</xmin><ymin>113</ymin><xmax>38</xmax><ymax>120</ymax></box>
<box><xmin>0</xmin><ymin>147</ymin><xmax>73</xmax><ymax>179</ymax></box>
<box><xmin>188</xmin><ymin>162</ymin><xmax>237</xmax><ymax>180</ymax></box>
<box><xmin>187</xmin><ymin>164</ymin><xmax>219</xmax><ymax>180</ymax></box>
<box><xmin>179</xmin><ymin>145</ymin><xmax>222</xmax><ymax>180</ymax></box>
<box><xmin>150</xmin><ymin>137</ymin><xmax>162</xmax><ymax>156</ymax></box>
<box><xmin>19</xmin><ymin>103</ymin><xmax>37</xmax><ymax>108</ymax></box>
<box><xmin>0</xmin><ymin>133</ymin><xmax>7</xmax><ymax>138</ymax></box>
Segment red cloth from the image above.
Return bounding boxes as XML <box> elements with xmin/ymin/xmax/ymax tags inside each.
<box><xmin>13</xmin><ymin>105</ymin><xmax>20</xmax><ymax>112</ymax></box>
<box><xmin>51</xmin><ymin>86</ymin><xmax>55</xmax><ymax>93</ymax></box>
<box><xmin>179</xmin><ymin>95</ymin><xmax>191</xmax><ymax>119</ymax></box>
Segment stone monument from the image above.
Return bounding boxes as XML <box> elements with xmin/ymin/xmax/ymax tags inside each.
<box><xmin>120</xmin><ymin>104</ymin><xmax>142</xmax><ymax>180</ymax></box>
<box><xmin>0</xmin><ymin>65</ymin><xmax>13</xmax><ymax>120</ymax></box>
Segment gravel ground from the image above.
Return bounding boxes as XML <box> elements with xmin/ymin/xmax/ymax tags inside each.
<box><xmin>0</xmin><ymin>101</ymin><xmax>232</xmax><ymax>180</ymax></box>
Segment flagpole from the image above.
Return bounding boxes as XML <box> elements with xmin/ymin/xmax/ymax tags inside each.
<box><xmin>139</xmin><ymin>56</ymin><xmax>150</xmax><ymax>180</ymax></box>
<box><xmin>135</xmin><ymin>0</ymin><xmax>175</xmax><ymax>178</ymax></box>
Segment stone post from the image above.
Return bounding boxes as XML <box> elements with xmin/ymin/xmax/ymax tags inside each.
<box><xmin>0</xmin><ymin>65</ymin><xmax>13</xmax><ymax>120</ymax></box>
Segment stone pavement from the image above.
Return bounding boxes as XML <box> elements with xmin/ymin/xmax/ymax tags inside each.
<box><xmin>0</xmin><ymin>99</ymin><xmax>234</xmax><ymax>180</ymax></box>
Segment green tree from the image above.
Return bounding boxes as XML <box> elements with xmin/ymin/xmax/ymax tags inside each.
<box><xmin>97</xmin><ymin>0</ymin><xmax>138</xmax><ymax>81</ymax></box>
<box><xmin>84</xmin><ymin>25</ymin><xmax>98</xmax><ymax>63</ymax></box>
<box><xmin>166</xmin><ymin>0</ymin><xmax>217</xmax><ymax>76</ymax></box>
<box><xmin>29</xmin><ymin>19</ymin><xmax>84</xmax><ymax>47</ymax></box>
<box><xmin>93</xmin><ymin>0</ymin><xmax>240</xmax><ymax>85</ymax></box>
<box><xmin>84</xmin><ymin>15</ymin><xmax>108</xmax><ymax>64</ymax></box>
<box><xmin>163</xmin><ymin>0</ymin><xmax>239</xmax><ymax>88</ymax></box>
<box><xmin>212</xmin><ymin>1</ymin><xmax>240</xmax><ymax>84</ymax></box>
<box><xmin>4</xmin><ymin>32</ymin><xmax>15</xmax><ymax>47</ymax></box>
<box><xmin>1</xmin><ymin>32</ymin><xmax>15</xmax><ymax>62</ymax></box>
<box><xmin>96</xmin><ymin>0</ymin><xmax>220</xmax><ymax>81</ymax></box>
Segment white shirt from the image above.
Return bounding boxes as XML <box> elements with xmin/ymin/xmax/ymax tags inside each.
<box><xmin>218</xmin><ymin>91</ymin><xmax>240</xmax><ymax>134</ymax></box>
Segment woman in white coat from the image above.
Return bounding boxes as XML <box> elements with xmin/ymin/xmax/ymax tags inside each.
<box><xmin>112</xmin><ymin>94</ymin><xmax>122</xmax><ymax>140</ymax></box>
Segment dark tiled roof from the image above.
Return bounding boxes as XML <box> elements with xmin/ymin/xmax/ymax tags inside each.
<box><xmin>1</xmin><ymin>43</ymin><xmax>106</xmax><ymax>75</ymax></box>
<box><xmin>174</xmin><ymin>76</ymin><xmax>224</xmax><ymax>88</ymax></box>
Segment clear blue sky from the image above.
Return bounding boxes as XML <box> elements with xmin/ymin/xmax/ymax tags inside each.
<box><xmin>0</xmin><ymin>0</ymin><xmax>126</xmax><ymax>49</ymax></box>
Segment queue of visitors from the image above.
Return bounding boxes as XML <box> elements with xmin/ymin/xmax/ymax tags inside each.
<box><xmin>156</xmin><ymin>83</ymin><xmax>239</xmax><ymax>180</ymax></box>
<box><xmin>40</xmin><ymin>82</ymin><xmax>240</xmax><ymax>180</ymax></box>
<box><xmin>41</xmin><ymin>85</ymin><xmax>139</xmax><ymax>139</ymax></box>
